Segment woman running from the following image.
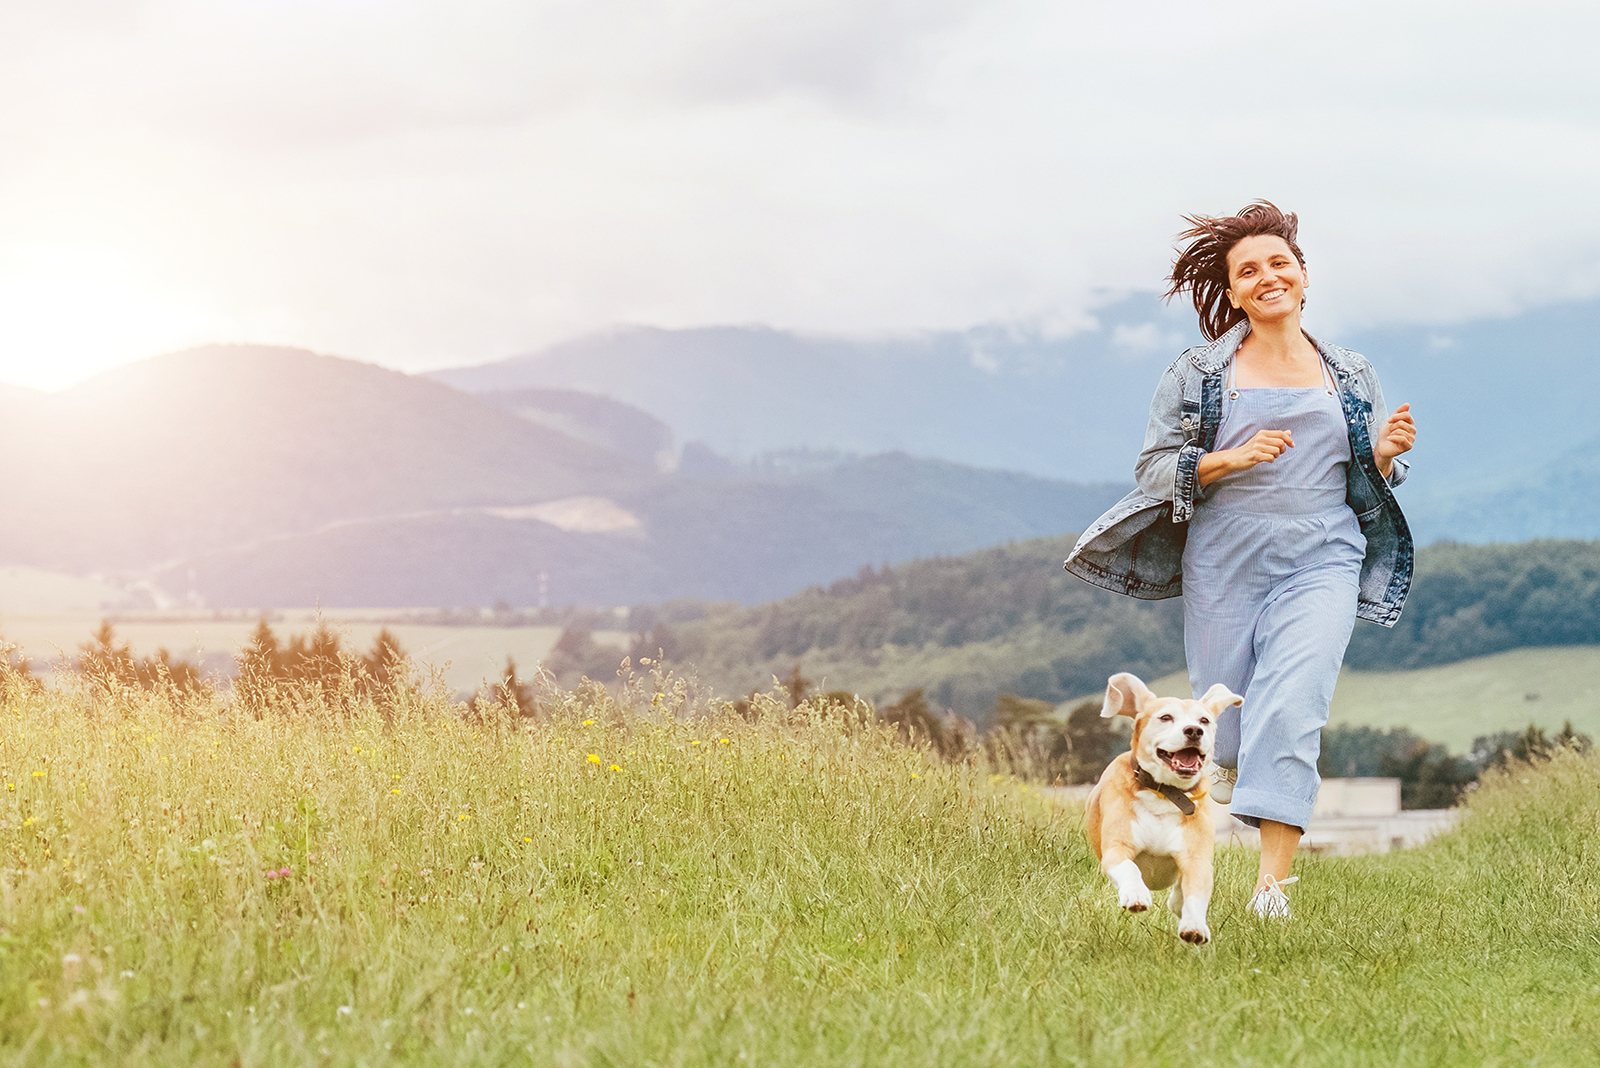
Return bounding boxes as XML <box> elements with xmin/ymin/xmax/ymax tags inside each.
<box><xmin>1066</xmin><ymin>201</ymin><xmax>1416</xmax><ymax>918</ymax></box>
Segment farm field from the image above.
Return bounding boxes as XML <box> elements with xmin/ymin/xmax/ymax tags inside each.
<box><xmin>0</xmin><ymin>610</ymin><xmax>630</xmax><ymax>696</ymax></box>
<box><xmin>1146</xmin><ymin>644</ymin><xmax>1600</xmax><ymax>751</ymax></box>
<box><xmin>0</xmin><ymin>668</ymin><xmax>1596</xmax><ymax>1065</ymax></box>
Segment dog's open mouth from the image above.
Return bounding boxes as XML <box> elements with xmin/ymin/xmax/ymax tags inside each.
<box><xmin>1158</xmin><ymin>747</ymin><xmax>1205</xmax><ymax>777</ymax></box>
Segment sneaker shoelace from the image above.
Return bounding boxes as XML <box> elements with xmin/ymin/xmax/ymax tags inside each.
<box><xmin>1250</xmin><ymin>874</ymin><xmax>1299</xmax><ymax>919</ymax></box>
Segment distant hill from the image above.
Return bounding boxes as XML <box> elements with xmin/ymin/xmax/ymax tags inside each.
<box><xmin>0</xmin><ymin>344</ymin><xmax>1122</xmax><ymax>608</ymax></box>
<box><xmin>150</xmin><ymin>454</ymin><xmax>1125</xmax><ymax>607</ymax></box>
<box><xmin>643</xmin><ymin>535</ymin><xmax>1600</xmax><ymax>725</ymax></box>
<box><xmin>433</xmin><ymin>294</ymin><xmax>1600</xmax><ymax>542</ymax></box>
<box><xmin>0</xmin><ymin>346</ymin><xmax>646</xmax><ymax>575</ymax></box>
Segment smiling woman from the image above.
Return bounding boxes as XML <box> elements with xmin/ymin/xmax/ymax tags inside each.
<box><xmin>1065</xmin><ymin>200</ymin><xmax>1417</xmax><ymax>921</ymax></box>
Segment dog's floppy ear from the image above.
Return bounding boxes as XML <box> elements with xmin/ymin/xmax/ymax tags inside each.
<box><xmin>1198</xmin><ymin>683</ymin><xmax>1244</xmax><ymax>714</ymax></box>
<box><xmin>1101</xmin><ymin>672</ymin><xmax>1155</xmax><ymax>719</ymax></box>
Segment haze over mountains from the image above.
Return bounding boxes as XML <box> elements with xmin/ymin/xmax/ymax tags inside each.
<box><xmin>3</xmin><ymin>292</ymin><xmax>1596</xmax><ymax>610</ymax></box>
<box><xmin>435</xmin><ymin>292</ymin><xmax>1600</xmax><ymax>546</ymax></box>
<box><xmin>0</xmin><ymin>345</ymin><xmax>1121</xmax><ymax>608</ymax></box>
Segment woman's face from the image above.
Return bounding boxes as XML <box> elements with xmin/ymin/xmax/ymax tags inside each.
<box><xmin>1225</xmin><ymin>234</ymin><xmax>1307</xmax><ymax>325</ymax></box>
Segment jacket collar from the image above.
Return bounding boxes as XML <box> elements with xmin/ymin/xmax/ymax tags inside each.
<box><xmin>1185</xmin><ymin>319</ymin><xmax>1361</xmax><ymax>377</ymax></box>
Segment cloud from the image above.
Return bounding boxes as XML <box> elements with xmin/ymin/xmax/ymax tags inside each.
<box><xmin>1</xmin><ymin>0</ymin><xmax>1599</xmax><ymax>388</ymax></box>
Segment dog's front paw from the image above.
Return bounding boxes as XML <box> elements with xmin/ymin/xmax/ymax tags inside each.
<box><xmin>1178</xmin><ymin>920</ymin><xmax>1211</xmax><ymax>945</ymax></box>
<box><xmin>1118</xmin><ymin>883</ymin><xmax>1153</xmax><ymax>912</ymax></box>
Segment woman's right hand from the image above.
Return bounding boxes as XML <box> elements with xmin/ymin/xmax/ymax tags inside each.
<box><xmin>1197</xmin><ymin>430</ymin><xmax>1293</xmax><ymax>487</ymax></box>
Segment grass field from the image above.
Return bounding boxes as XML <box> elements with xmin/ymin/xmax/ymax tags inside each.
<box><xmin>1</xmin><ymin>665</ymin><xmax>1597</xmax><ymax>1065</ymax></box>
<box><xmin>1146</xmin><ymin>644</ymin><xmax>1600</xmax><ymax>751</ymax></box>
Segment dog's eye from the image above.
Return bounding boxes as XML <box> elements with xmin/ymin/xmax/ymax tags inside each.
<box><xmin>1159</xmin><ymin>714</ymin><xmax>1174</xmax><ymax>723</ymax></box>
<box><xmin>1199</xmin><ymin>717</ymin><xmax>1210</xmax><ymax>726</ymax></box>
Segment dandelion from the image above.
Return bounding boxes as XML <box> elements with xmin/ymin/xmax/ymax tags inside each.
<box><xmin>911</xmin><ymin>773</ymin><xmax>921</xmax><ymax>779</ymax></box>
<box><xmin>587</xmin><ymin>754</ymin><xmax>600</xmax><ymax>764</ymax></box>
<box><xmin>690</xmin><ymin>741</ymin><xmax>701</xmax><ymax>746</ymax></box>
<box><xmin>523</xmin><ymin>836</ymin><xmax>532</xmax><ymax>842</ymax></box>
<box><xmin>392</xmin><ymin>788</ymin><xmax>401</xmax><ymax>794</ymax></box>
<box><xmin>718</xmin><ymin>739</ymin><xmax>730</xmax><ymax>745</ymax></box>
<box><xmin>609</xmin><ymin>764</ymin><xmax>621</xmax><ymax>772</ymax></box>
<box><xmin>31</xmin><ymin>771</ymin><xmax>43</xmax><ymax>778</ymax></box>
<box><xmin>582</xmin><ymin>719</ymin><xmax>595</xmax><ymax>726</ymax></box>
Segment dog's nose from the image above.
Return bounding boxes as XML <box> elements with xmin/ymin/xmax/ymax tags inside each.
<box><xmin>1183</xmin><ymin>725</ymin><xmax>1204</xmax><ymax>742</ymax></box>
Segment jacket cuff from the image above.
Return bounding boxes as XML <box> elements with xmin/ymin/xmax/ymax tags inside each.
<box><xmin>1386</xmin><ymin>456</ymin><xmax>1409</xmax><ymax>488</ymax></box>
<box><xmin>1172</xmin><ymin>444</ymin><xmax>1205</xmax><ymax>521</ymax></box>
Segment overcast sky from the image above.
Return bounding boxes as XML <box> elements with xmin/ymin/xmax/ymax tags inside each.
<box><xmin>0</xmin><ymin>0</ymin><xmax>1595</xmax><ymax>390</ymax></box>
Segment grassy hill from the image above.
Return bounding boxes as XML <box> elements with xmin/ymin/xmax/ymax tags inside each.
<box><xmin>4</xmin><ymin>668</ymin><xmax>1598</xmax><ymax>1064</ymax></box>
<box><xmin>650</xmin><ymin>535</ymin><xmax>1600</xmax><ymax>729</ymax></box>
<box><xmin>1142</xmin><ymin>645</ymin><xmax>1600</xmax><ymax>752</ymax></box>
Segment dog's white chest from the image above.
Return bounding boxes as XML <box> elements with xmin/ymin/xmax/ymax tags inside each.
<box><xmin>1130</xmin><ymin>792</ymin><xmax>1186</xmax><ymax>856</ymax></box>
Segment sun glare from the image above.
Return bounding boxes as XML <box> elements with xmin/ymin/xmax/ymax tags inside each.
<box><xmin>0</xmin><ymin>247</ymin><xmax>226</xmax><ymax>392</ymax></box>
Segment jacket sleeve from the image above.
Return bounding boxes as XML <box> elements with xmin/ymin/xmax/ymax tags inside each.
<box><xmin>1367</xmin><ymin>366</ymin><xmax>1409</xmax><ymax>488</ymax></box>
<box><xmin>1133</xmin><ymin>365</ymin><xmax>1205</xmax><ymax>521</ymax></box>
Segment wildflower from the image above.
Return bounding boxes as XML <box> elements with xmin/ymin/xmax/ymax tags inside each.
<box><xmin>523</xmin><ymin>836</ymin><xmax>532</xmax><ymax>842</ymax></box>
<box><xmin>718</xmin><ymin>739</ymin><xmax>730</xmax><ymax>745</ymax></box>
<box><xmin>582</xmin><ymin>719</ymin><xmax>595</xmax><ymax>726</ymax></box>
<box><xmin>458</xmin><ymin>813</ymin><xmax>470</xmax><ymax>821</ymax></box>
<box><xmin>337</xmin><ymin>1005</ymin><xmax>353</xmax><ymax>1017</ymax></box>
<box><xmin>120</xmin><ymin>971</ymin><xmax>134</xmax><ymax>979</ymax></box>
<box><xmin>392</xmin><ymin>788</ymin><xmax>401</xmax><ymax>794</ymax></box>
<box><xmin>62</xmin><ymin>953</ymin><xmax>81</xmax><ymax>965</ymax></box>
<box><xmin>911</xmin><ymin>773</ymin><xmax>921</xmax><ymax>779</ymax></box>
<box><xmin>74</xmin><ymin>905</ymin><xmax>85</xmax><ymax>915</ymax></box>
<box><xmin>587</xmin><ymin>754</ymin><xmax>600</xmax><ymax>764</ymax></box>
<box><xmin>609</xmin><ymin>764</ymin><xmax>621</xmax><ymax>772</ymax></box>
<box><xmin>690</xmin><ymin>741</ymin><xmax>701</xmax><ymax>746</ymax></box>
<box><xmin>22</xmin><ymin>817</ymin><xmax>34</xmax><ymax>827</ymax></box>
<box><xmin>31</xmin><ymin>771</ymin><xmax>43</xmax><ymax>778</ymax></box>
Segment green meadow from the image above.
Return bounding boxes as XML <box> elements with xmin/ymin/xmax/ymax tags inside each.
<box><xmin>1</xmin><ymin>663</ymin><xmax>1596</xmax><ymax>1066</ymax></box>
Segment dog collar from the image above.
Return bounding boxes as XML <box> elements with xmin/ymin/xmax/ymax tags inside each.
<box><xmin>1133</xmin><ymin>766</ymin><xmax>1204</xmax><ymax>815</ymax></box>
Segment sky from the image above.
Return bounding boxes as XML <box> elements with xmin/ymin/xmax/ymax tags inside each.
<box><xmin>1</xmin><ymin>0</ymin><xmax>1597</xmax><ymax>390</ymax></box>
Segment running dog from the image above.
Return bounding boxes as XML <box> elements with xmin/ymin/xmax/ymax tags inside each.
<box><xmin>1084</xmin><ymin>672</ymin><xmax>1242</xmax><ymax>944</ymax></box>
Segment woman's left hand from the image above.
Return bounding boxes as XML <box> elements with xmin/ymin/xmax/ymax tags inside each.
<box><xmin>1374</xmin><ymin>403</ymin><xmax>1415</xmax><ymax>477</ymax></box>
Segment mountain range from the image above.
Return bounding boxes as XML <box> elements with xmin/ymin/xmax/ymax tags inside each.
<box><xmin>0</xmin><ymin>345</ymin><xmax>1122</xmax><ymax>608</ymax></box>
<box><xmin>4</xmin><ymin>291</ymin><xmax>1599</xmax><ymax>610</ymax></box>
<box><xmin>434</xmin><ymin>293</ymin><xmax>1600</xmax><ymax>545</ymax></box>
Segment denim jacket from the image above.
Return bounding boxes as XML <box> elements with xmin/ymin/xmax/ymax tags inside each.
<box><xmin>1063</xmin><ymin>320</ymin><xmax>1413</xmax><ymax>627</ymax></box>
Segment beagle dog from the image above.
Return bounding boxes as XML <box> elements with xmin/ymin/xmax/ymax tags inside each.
<box><xmin>1084</xmin><ymin>672</ymin><xmax>1242</xmax><ymax>945</ymax></box>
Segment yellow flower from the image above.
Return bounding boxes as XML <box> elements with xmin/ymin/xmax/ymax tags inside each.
<box><xmin>458</xmin><ymin>813</ymin><xmax>470</xmax><ymax>821</ymax></box>
<box><xmin>718</xmin><ymin>739</ymin><xmax>730</xmax><ymax>745</ymax></box>
<box><xmin>608</xmin><ymin>764</ymin><xmax>621</xmax><ymax>772</ymax></box>
<box><xmin>23</xmin><ymin>817</ymin><xmax>34</xmax><ymax>826</ymax></box>
<box><xmin>690</xmin><ymin>741</ymin><xmax>701</xmax><ymax>746</ymax></box>
<box><xmin>582</xmin><ymin>719</ymin><xmax>595</xmax><ymax>726</ymax></box>
<box><xmin>911</xmin><ymin>773</ymin><xmax>921</xmax><ymax>779</ymax></box>
<box><xmin>523</xmin><ymin>836</ymin><xmax>532</xmax><ymax>842</ymax></box>
<box><xmin>391</xmin><ymin>788</ymin><xmax>401</xmax><ymax>794</ymax></box>
<box><xmin>31</xmin><ymin>771</ymin><xmax>44</xmax><ymax>778</ymax></box>
<box><xmin>587</xmin><ymin>754</ymin><xmax>601</xmax><ymax>764</ymax></box>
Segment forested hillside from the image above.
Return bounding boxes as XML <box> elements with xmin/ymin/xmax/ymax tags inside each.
<box><xmin>636</xmin><ymin>537</ymin><xmax>1600</xmax><ymax>725</ymax></box>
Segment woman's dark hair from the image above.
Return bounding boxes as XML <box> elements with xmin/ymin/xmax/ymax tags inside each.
<box><xmin>1165</xmin><ymin>200</ymin><xmax>1305</xmax><ymax>341</ymax></box>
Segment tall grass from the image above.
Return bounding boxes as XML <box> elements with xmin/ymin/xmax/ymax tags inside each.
<box><xmin>0</xmin><ymin>663</ymin><xmax>1596</xmax><ymax>1066</ymax></box>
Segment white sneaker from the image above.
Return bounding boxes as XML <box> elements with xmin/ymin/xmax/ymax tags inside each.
<box><xmin>1208</xmin><ymin>764</ymin><xmax>1236</xmax><ymax>804</ymax></box>
<box><xmin>1248</xmin><ymin>875</ymin><xmax>1299</xmax><ymax>919</ymax></box>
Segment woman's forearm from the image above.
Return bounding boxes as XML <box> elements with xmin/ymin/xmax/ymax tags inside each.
<box><xmin>1197</xmin><ymin>450</ymin><xmax>1236</xmax><ymax>488</ymax></box>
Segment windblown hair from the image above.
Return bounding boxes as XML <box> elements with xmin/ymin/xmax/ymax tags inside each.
<box><xmin>1166</xmin><ymin>200</ymin><xmax>1305</xmax><ymax>342</ymax></box>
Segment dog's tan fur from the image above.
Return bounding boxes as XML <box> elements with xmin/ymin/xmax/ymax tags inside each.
<box><xmin>1085</xmin><ymin>672</ymin><xmax>1242</xmax><ymax>944</ymax></box>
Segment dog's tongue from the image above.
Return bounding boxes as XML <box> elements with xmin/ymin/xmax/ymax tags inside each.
<box><xmin>1169</xmin><ymin>748</ymin><xmax>1204</xmax><ymax>775</ymax></box>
